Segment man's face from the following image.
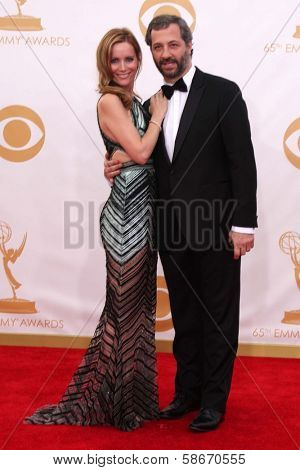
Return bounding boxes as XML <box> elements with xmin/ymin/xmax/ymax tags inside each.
<box><xmin>150</xmin><ymin>23</ymin><xmax>192</xmax><ymax>82</ymax></box>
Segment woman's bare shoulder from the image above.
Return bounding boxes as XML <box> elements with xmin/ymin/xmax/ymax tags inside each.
<box><xmin>98</xmin><ymin>93</ymin><xmax>123</xmax><ymax>112</ymax></box>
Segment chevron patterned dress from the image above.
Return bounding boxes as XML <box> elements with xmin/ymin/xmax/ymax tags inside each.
<box><xmin>24</xmin><ymin>98</ymin><xmax>159</xmax><ymax>431</ymax></box>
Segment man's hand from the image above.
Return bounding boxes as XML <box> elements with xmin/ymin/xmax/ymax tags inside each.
<box><xmin>229</xmin><ymin>231</ymin><xmax>254</xmax><ymax>260</ymax></box>
<box><xmin>104</xmin><ymin>158</ymin><xmax>121</xmax><ymax>185</ymax></box>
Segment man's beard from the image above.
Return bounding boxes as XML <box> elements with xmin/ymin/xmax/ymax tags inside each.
<box><xmin>154</xmin><ymin>50</ymin><xmax>190</xmax><ymax>80</ymax></box>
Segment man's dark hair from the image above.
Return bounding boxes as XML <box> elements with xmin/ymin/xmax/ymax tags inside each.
<box><xmin>145</xmin><ymin>15</ymin><xmax>193</xmax><ymax>47</ymax></box>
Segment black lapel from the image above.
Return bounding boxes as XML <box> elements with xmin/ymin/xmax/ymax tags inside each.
<box><xmin>144</xmin><ymin>98</ymin><xmax>170</xmax><ymax>166</ymax></box>
<box><xmin>159</xmin><ymin>131</ymin><xmax>171</xmax><ymax>167</ymax></box>
<box><xmin>172</xmin><ymin>67</ymin><xmax>206</xmax><ymax>163</ymax></box>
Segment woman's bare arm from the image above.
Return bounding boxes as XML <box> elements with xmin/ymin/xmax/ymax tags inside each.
<box><xmin>98</xmin><ymin>93</ymin><xmax>166</xmax><ymax>165</ymax></box>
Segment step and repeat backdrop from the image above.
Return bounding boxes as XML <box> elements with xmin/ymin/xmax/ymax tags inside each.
<box><xmin>0</xmin><ymin>0</ymin><xmax>299</xmax><ymax>355</ymax></box>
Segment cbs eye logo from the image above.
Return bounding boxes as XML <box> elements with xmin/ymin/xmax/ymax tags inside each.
<box><xmin>156</xmin><ymin>275</ymin><xmax>174</xmax><ymax>332</ymax></box>
<box><xmin>283</xmin><ymin>118</ymin><xmax>300</xmax><ymax>169</ymax></box>
<box><xmin>139</xmin><ymin>0</ymin><xmax>196</xmax><ymax>37</ymax></box>
<box><xmin>0</xmin><ymin>105</ymin><xmax>45</xmax><ymax>163</ymax></box>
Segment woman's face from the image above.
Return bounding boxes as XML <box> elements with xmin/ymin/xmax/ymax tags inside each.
<box><xmin>110</xmin><ymin>41</ymin><xmax>139</xmax><ymax>91</ymax></box>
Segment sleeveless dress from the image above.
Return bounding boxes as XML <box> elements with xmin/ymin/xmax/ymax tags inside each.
<box><xmin>24</xmin><ymin>97</ymin><xmax>159</xmax><ymax>431</ymax></box>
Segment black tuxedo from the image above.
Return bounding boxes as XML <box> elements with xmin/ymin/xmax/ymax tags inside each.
<box><xmin>145</xmin><ymin>67</ymin><xmax>257</xmax><ymax>412</ymax></box>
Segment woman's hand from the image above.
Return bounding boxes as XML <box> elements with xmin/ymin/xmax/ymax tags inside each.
<box><xmin>150</xmin><ymin>89</ymin><xmax>168</xmax><ymax>123</ymax></box>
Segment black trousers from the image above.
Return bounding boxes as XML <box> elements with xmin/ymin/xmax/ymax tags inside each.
<box><xmin>159</xmin><ymin>230</ymin><xmax>241</xmax><ymax>413</ymax></box>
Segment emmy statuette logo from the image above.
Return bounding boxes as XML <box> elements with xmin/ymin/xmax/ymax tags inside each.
<box><xmin>156</xmin><ymin>276</ymin><xmax>173</xmax><ymax>332</ymax></box>
<box><xmin>0</xmin><ymin>221</ymin><xmax>37</xmax><ymax>314</ymax></box>
<box><xmin>294</xmin><ymin>25</ymin><xmax>300</xmax><ymax>38</ymax></box>
<box><xmin>139</xmin><ymin>0</ymin><xmax>196</xmax><ymax>37</ymax></box>
<box><xmin>0</xmin><ymin>0</ymin><xmax>43</xmax><ymax>31</ymax></box>
<box><xmin>279</xmin><ymin>231</ymin><xmax>300</xmax><ymax>324</ymax></box>
<box><xmin>0</xmin><ymin>105</ymin><xmax>45</xmax><ymax>162</ymax></box>
<box><xmin>283</xmin><ymin>118</ymin><xmax>300</xmax><ymax>169</ymax></box>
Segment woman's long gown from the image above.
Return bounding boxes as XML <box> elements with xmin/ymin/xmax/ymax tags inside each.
<box><xmin>24</xmin><ymin>98</ymin><xmax>159</xmax><ymax>431</ymax></box>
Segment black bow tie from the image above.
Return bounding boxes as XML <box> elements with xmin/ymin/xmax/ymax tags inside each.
<box><xmin>161</xmin><ymin>77</ymin><xmax>188</xmax><ymax>99</ymax></box>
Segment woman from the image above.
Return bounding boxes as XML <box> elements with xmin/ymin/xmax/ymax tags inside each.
<box><xmin>24</xmin><ymin>28</ymin><xmax>167</xmax><ymax>431</ymax></box>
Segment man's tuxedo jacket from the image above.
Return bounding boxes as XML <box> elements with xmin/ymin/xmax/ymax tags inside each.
<box><xmin>144</xmin><ymin>67</ymin><xmax>257</xmax><ymax>249</ymax></box>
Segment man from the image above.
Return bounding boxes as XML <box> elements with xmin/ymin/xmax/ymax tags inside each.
<box><xmin>105</xmin><ymin>15</ymin><xmax>257</xmax><ymax>432</ymax></box>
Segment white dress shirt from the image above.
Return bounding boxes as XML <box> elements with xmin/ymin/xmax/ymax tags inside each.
<box><xmin>162</xmin><ymin>65</ymin><xmax>254</xmax><ymax>235</ymax></box>
<box><xmin>163</xmin><ymin>65</ymin><xmax>195</xmax><ymax>160</ymax></box>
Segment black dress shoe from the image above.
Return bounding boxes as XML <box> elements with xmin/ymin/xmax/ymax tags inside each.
<box><xmin>160</xmin><ymin>395</ymin><xmax>200</xmax><ymax>420</ymax></box>
<box><xmin>189</xmin><ymin>408</ymin><xmax>224</xmax><ymax>432</ymax></box>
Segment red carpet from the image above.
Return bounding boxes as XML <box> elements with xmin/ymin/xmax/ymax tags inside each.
<box><xmin>0</xmin><ymin>346</ymin><xmax>299</xmax><ymax>449</ymax></box>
